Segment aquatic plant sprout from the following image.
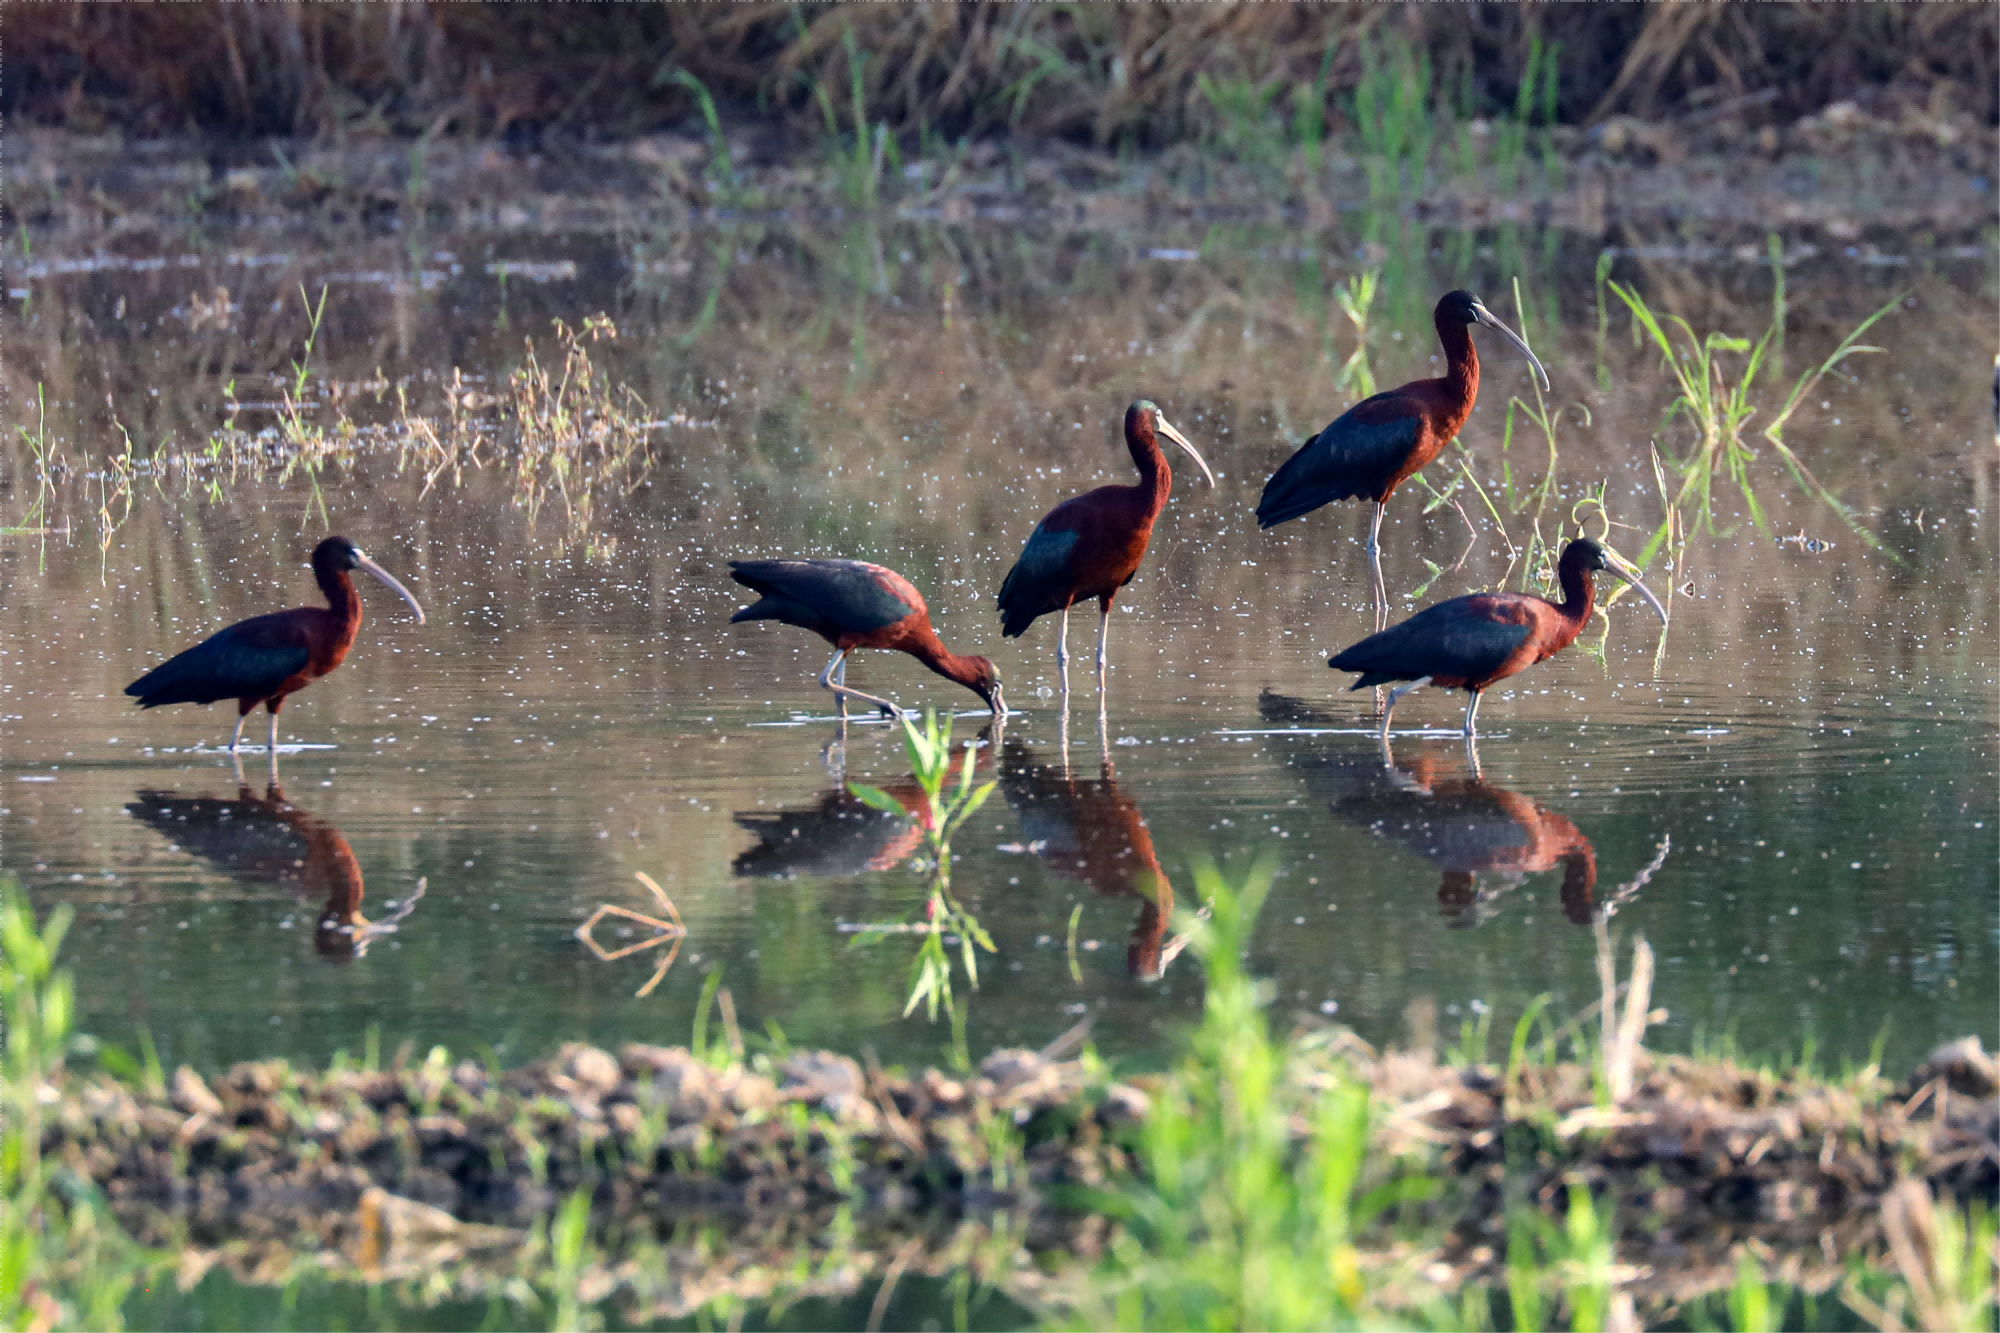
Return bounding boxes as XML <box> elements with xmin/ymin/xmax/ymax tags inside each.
<box><xmin>848</xmin><ymin>709</ymin><xmax>999</xmax><ymax>1023</ymax></box>
<box><xmin>1610</xmin><ymin>274</ymin><xmax>1903</xmax><ymax>556</ymax></box>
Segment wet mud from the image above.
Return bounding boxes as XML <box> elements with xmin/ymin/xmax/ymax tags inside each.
<box><xmin>41</xmin><ymin>1034</ymin><xmax>1997</xmax><ymax>1311</ymax></box>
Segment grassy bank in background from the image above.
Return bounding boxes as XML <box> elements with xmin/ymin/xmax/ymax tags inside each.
<box><xmin>12</xmin><ymin>4</ymin><xmax>1993</xmax><ymax>152</ymax></box>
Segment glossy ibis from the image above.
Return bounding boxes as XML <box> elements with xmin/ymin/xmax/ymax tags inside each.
<box><xmin>1257</xmin><ymin>291</ymin><xmax>1548</xmax><ymax>629</ymax></box>
<box><xmin>125</xmin><ymin>536</ymin><xmax>425</xmax><ymax>754</ymax></box>
<box><xmin>1000</xmin><ymin>725</ymin><xmax>1179</xmax><ymax>981</ymax></box>
<box><xmin>1328</xmin><ymin>538</ymin><xmax>1665</xmax><ymax>738</ymax></box>
<box><xmin>998</xmin><ymin>400</ymin><xmax>1213</xmax><ymax>692</ymax></box>
<box><xmin>730</xmin><ymin>558</ymin><xmax>1005</xmax><ymax>720</ymax></box>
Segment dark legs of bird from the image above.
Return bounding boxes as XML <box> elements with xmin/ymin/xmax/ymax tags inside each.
<box><xmin>1461</xmin><ymin>689</ymin><xmax>1484</xmax><ymax>739</ymax></box>
<box><xmin>818</xmin><ymin>649</ymin><xmax>902</xmax><ymax>721</ymax></box>
<box><xmin>1378</xmin><ymin>675</ymin><xmax>1431</xmax><ymax>743</ymax></box>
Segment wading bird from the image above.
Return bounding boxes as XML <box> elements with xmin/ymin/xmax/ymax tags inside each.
<box><xmin>1328</xmin><ymin>538</ymin><xmax>1666</xmax><ymax>739</ymax></box>
<box><xmin>125</xmin><ymin>536</ymin><xmax>425</xmax><ymax>754</ymax></box>
<box><xmin>729</xmin><ymin>558</ymin><xmax>1005</xmax><ymax>720</ymax></box>
<box><xmin>1257</xmin><ymin>291</ymin><xmax>1549</xmax><ymax>629</ymax></box>
<box><xmin>998</xmin><ymin>400</ymin><xmax>1214</xmax><ymax>692</ymax></box>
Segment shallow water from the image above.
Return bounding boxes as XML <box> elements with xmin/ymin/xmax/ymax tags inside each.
<box><xmin>4</xmin><ymin>211</ymin><xmax>1994</xmax><ymax>1095</ymax></box>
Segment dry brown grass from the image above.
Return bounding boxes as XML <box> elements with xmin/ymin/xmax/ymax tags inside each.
<box><xmin>11</xmin><ymin>3</ymin><xmax>1995</xmax><ymax>143</ymax></box>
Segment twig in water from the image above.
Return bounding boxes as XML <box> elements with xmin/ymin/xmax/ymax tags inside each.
<box><xmin>576</xmin><ymin>871</ymin><xmax>688</xmax><ymax>997</ymax></box>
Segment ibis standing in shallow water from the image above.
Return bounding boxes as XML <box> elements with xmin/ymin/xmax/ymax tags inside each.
<box><xmin>1257</xmin><ymin>291</ymin><xmax>1549</xmax><ymax>630</ymax></box>
<box><xmin>125</xmin><ymin>536</ymin><xmax>426</xmax><ymax>755</ymax></box>
<box><xmin>729</xmin><ymin>558</ymin><xmax>1005</xmax><ymax>720</ymax></box>
<box><xmin>997</xmin><ymin>400</ymin><xmax>1214</xmax><ymax>693</ymax></box>
<box><xmin>1327</xmin><ymin>537</ymin><xmax>1666</xmax><ymax>739</ymax></box>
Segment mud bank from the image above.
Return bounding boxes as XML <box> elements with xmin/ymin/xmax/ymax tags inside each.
<box><xmin>41</xmin><ymin>1033</ymin><xmax>1997</xmax><ymax>1304</ymax></box>
<box><xmin>9</xmin><ymin>108</ymin><xmax>1993</xmax><ymax>244</ymax></box>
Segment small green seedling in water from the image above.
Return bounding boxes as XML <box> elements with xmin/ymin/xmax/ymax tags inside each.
<box><xmin>849</xmin><ymin>709</ymin><xmax>998</xmax><ymax>1022</ymax></box>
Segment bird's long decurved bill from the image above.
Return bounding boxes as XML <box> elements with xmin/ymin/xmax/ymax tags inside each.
<box><xmin>1601</xmin><ymin>550</ymin><xmax>1667</xmax><ymax>624</ymax></box>
<box><xmin>1471</xmin><ymin>303</ymin><xmax>1551</xmax><ymax>392</ymax></box>
<box><xmin>355</xmin><ymin>554</ymin><xmax>427</xmax><ymax>625</ymax></box>
<box><xmin>1155</xmin><ymin>417</ymin><xmax>1216</xmax><ymax>488</ymax></box>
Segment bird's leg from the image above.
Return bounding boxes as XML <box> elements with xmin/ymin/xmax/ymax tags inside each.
<box><xmin>1378</xmin><ymin>675</ymin><xmax>1431</xmax><ymax>743</ymax></box>
<box><xmin>1462</xmin><ymin>689</ymin><xmax>1484</xmax><ymax>739</ymax></box>
<box><xmin>834</xmin><ymin>656</ymin><xmax>848</xmax><ymax>721</ymax></box>
<box><xmin>818</xmin><ymin>649</ymin><xmax>903</xmax><ymax>721</ymax></box>
<box><xmin>268</xmin><ymin>709</ymin><xmax>281</xmax><ymax>756</ymax></box>
<box><xmin>1095</xmin><ymin>598</ymin><xmax>1112</xmax><ymax>692</ymax></box>
<box><xmin>1368</xmin><ymin>501</ymin><xmax>1389</xmax><ymax>633</ymax></box>
<box><xmin>230</xmin><ymin>748</ymin><xmax>249</xmax><ymax>787</ymax></box>
<box><xmin>1462</xmin><ymin>731</ymin><xmax>1484</xmax><ymax>782</ymax></box>
<box><xmin>1057</xmin><ymin>697</ymin><xmax>1072</xmax><ymax>779</ymax></box>
<box><xmin>1368</xmin><ymin>501</ymin><xmax>1389</xmax><ymax>715</ymax></box>
<box><xmin>228</xmin><ymin>711</ymin><xmax>250</xmax><ymax>754</ymax></box>
<box><xmin>1056</xmin><ymin>603</ymin><xmax>1072</xmax><ymax>697</ymax></box>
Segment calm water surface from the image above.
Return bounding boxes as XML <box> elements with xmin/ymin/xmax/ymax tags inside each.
<box><xmin>3</xmin><ymin>214</ymin><xmax>1994</xmax><ymax>1090</ymax></box>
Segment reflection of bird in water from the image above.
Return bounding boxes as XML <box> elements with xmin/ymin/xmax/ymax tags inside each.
<box><xmin>732</xmin><ymin>784</ymin><xmax>930</xmax><ymax>878</ymax></box>
<box><xmin>732</xmin><ymin>737</ymin><xmax>993</xmax><ymax>879</ymax></box>
<box><xmin>1341</xmin><ymin>748</ymin><xmax>1597</xmax><ymax>927</ymax></box>
<box><xmin>998</xmin><ymin>722</ymin><xmax>1177</xmax><ymax>980</ymax></box>
<box><xmin>1255</xmin><ymin>691</ymin><xmax>1595</xmax><ymax>927</ymax></box>
<box><xmin>126</xmin><ymin>783</ymin><xmax>422</xmax><ymax>960</ymax></box>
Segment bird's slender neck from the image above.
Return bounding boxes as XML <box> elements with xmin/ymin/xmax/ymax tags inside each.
<box><xmin>1553</xmin><ymin>560</ymin><xmax>1596</xmax><ymax>622</ymax></box>
<box><xmin>1127</xmin><ymin>420</ymin><xmax>1172</xmax><ymax>511</ymax></box>
<box><xmin>315</xmin><ymin>564</ymin><xmax>363</xmax><ymax>627</ymax></box>
<box><xmin>1437</xmin><ymin>315</ymin><xmax>1480</xmax><ymax>396</ymax></box>
<box><xmin>909</xmin><ymin>633</ymin><xmax>986</xmax><ymax>693</ymax></box>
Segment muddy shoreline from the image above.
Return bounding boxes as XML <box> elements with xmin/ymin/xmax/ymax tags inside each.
<box><xmin>42</xmin><ymin>1032</ymin><xmax>1998</xmax><ymax>1312</ymax></box>
<box><xmin>8</xmin><ymin>112</ymin><xmax>1993</xmax><ymax>244</ymax></box>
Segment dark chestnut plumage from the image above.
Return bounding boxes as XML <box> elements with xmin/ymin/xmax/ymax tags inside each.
<box><xmin>1259</xmin><ymin>291</ymin><xmax>1549</xmax><ymax>629</ymax></box>
<box><xmin>997</xmin><ymin>400</ymin><xmax>1213</xmax><ymax>691</ymax></box>
<box><xmin>730</xmin><ymin>558</ymin><xmax>1004</xmax><ymax>719</ymax></box>
<box><xmin>1328</xmin><ymin>538</ymin><xmax>1665</xmax><ymax>738</ymax></box>
<box><xmin>125</xmin><ymin>536</ymin><xmax>425</xmax><ymax>754</ymax></box>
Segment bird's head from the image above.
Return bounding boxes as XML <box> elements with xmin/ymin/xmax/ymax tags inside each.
<box><xmin>1126</xmin><ymin>400</ymin><xmax>1215</xmax><ymax>487</ymax></box>
<box><xmin>1563</xmin><ymin>538</ymin><xmax>1667</xmax><ymax>624</ymax></box>
<box><xmin>1435</xmin><ymin>290</ymin><xmax>1551</xmax><ymax>392</ymax></box>
<box><xmin>965</xmin><ymin>656</ymin><xmax>1007</xmax><ymax>718</ymax></box>
<box><xmin>312</xmin><ymin>536</ymin><xmax>426</xmax><ymax>625</ymax></box>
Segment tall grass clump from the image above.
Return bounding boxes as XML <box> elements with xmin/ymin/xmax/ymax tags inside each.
<box><xmin>1058</xmin><ymin>856</ymin><xmax>1441</xmax><ymax>1330</ymax></box>
<box><xmin>1351</xmin><ymin>34</ymin><xmax>1434</xmax><ymax>199</ymax></box>
<box><xmin>1610</xmin><ymin>261</ymin><xmax>1903</xmax><ymax>555</ymax></box>
<box><xmin>1</xmin><ymin>892</ymin><xmax>153</xmax><ymax>1331</ymax></box>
